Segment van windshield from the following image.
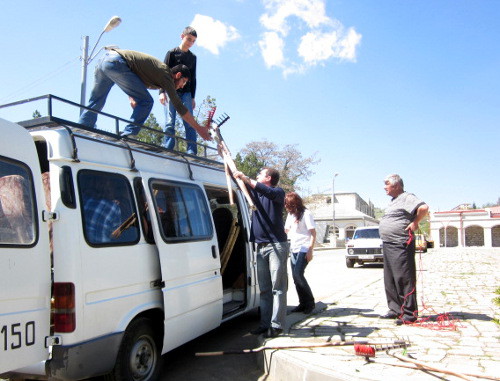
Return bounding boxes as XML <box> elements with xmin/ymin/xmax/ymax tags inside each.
<box><xmin>353</xmin><ymin>229</ymin><xmax>380</xmax><ymax>239</ymax></box>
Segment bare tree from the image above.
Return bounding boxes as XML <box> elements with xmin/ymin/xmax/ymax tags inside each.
<box><xmin>236</xmin><ymin>140</ymin><xmax>319</xmax><ymax>193</ymax></box>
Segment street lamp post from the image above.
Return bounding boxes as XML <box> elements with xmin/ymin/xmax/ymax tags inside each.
<box><xmin>80</xmin><ymin>16</ymin><xmax>122</xmax><ymax>109</ymax></box>
<box><xmin>332</xmin><ymin>173</ymin><xmax>339</xmax><ymax>248</ymax></box>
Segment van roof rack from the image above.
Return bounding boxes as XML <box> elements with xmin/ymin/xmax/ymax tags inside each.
<box><xmin>0</xmin><ymin>94</ymin><xmax>224</xmax><ymax>167</ymax></box>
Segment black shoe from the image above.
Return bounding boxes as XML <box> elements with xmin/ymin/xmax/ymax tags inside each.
<box><xmin>380</xmin><ymin>312</ymin><xmax>398</xmax><ymax>319</ymax></box>
<box><xmin>291</xmin><ymin>305</ymin><xmax>304</xmax><ymax>313</ymax></box>
<box><xmin>250</xmin><ymin>326</ymin><xmax>269</xmax><ymax>335</ymax></box>
<box><xmin>395</xmin><ymin>317</ymin><xmax>417</xmax><ymax>326</ymax></box>
<box><xmin>302</xmin><ymin>305</ymin><xmax>315</xmax><ymax>314</ymax></box>
<box><xmin>263</xmin><ymin>327</ymin><xmax>283</xmax><ymax>338</ymax></box>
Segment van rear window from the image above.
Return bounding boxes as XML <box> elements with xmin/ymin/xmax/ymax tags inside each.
<box><xmin>78</xmin><ymin>170</ymin><xmax>139</xmax><ymax>246</ymax></box>
<box><xmin>152</xmin><ymin>181</ymin><xmax>213</xmax><ymax>242</ymax></box>
<box><xmin>0</xmin><ymin>157</ymin><xmax>36</xmax><ymax>246</ymax></box>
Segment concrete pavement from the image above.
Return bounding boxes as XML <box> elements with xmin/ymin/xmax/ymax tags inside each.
<box><xmin>259</xmin><ymin>247</ymin><xmax>500</xmax><ymax>381</ymax></box>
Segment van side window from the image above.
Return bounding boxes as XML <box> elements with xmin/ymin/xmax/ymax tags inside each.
<box><xmin>0</xmin><ymin>157</ymin><xmax>36</xmax><ymax>246</ymax></box>
<box><xmin>152</xmin><ymin>181</ymin><xmax>213</xmax><ymax>242</ymax></box>
<box><xmin>78</xmin><ymin>170</ymin><xmax>139</xmax><ymax>246</ymax></box>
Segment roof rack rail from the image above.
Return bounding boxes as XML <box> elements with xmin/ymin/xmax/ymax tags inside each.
<box><xmin>0</xmin><ymin>94</ymin><xmax>222</xmax><ymax>165</ymax></box>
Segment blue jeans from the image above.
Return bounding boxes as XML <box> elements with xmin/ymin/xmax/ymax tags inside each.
<box><xmin>290</xmin><ymin>251</ymin><xmax>314</xmax><ymax>308</ymax></box>
<box><xmin>79</xmin><ymin>52</ymin><xmax>154</xmax><ymax>135</ymax></box>
<box><xmin>163</xmin><ymin>91</ymin><xmax>197</xmax><ymax>154</ymax></box>
<box><xmin>256</xmin><ymin>242</ymin><xmax>289</xmax><ymax>330</ymax></box>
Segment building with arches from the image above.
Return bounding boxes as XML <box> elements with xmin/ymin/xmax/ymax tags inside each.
<box><xmin>429</xmin><ymin>205</ymin><xmax>500</xmax><ymax>248</ymax></box>
<box><xmin>306</xmin><ymin>192</ymin><xmax>378</xmax><ymax>247</ymax></box>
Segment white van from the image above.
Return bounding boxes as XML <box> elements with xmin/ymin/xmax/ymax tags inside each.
<box><xmin>0</xmin><ymin>95</ymin><xmax>258</xmax><ymax>380</ymax></box>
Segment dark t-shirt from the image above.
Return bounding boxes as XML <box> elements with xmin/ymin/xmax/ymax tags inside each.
<box><xmin>249</xmin><ymin>182</ymin><xmax>287</xmax><ymax>244</ymax></box>
<box><xmin>164</xmin><ymin>47</ymin><xmax>197</xmax><ymax>97</ymax></box>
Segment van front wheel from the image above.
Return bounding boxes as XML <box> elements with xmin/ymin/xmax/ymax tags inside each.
<box><xmin>111</xmin><ymin>317</ymin><xmax>162</xmax><ymax>381</ymax></box>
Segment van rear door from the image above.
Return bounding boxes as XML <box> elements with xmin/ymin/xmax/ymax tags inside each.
<box><xmin>0</xmin><ymin>119</ymin><xmax>51</xmax><ymax>374</ymax></box>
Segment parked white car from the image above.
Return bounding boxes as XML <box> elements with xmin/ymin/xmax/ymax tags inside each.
<box><xmin>345</xmin><ymin>226</ymin><xmax>383</xmax><ymax>268</ymax></box>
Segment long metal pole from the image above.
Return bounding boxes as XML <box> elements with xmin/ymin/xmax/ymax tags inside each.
<box><xmin>332</xmin><ymin>173</ymin><xmax>338</xmax><ymax>247</ymax></box>
<box><xmin>80</xmin><ymin>35</ymin><xmax>89</xmax><ymax>112</ymax></box>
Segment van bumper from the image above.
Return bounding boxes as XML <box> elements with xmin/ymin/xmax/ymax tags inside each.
<box><xmin>346</xmin><ymin>253</ymin><xmax>384</xmax><ymax>263</ymax></box>
<box><xmin>47</xmin><ymin>331</ymin><xmax>124</xmax><ymax>380</ymax></box>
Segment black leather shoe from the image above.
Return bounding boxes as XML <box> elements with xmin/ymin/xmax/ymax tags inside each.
<box><xmin>302</xmin><ymin>305</ymin><xmax>315</xmax><ymax>314</ymax></box>
<box><xmin>380</xmin><ymin>312</ymin><xmax>398</xmax><ymax>319</ymax></box>
<box><xmin>291</xmin><ymin>305</ymin><xmax>304</xmax><ymax>313</ymax></box>
<box><xmin>395</xmin><ymin>317</ymin><xmax>417</xmax><ymax>326</ymax></box>
<box><xmin>250</xmin><ymin>326</ymin><xmax>269</xmax><ymax>335</ymax></box>
<box><xmin>263</xmin><ymin>327</ymin><xmax>283</xmax><ymax>338</ymax></box>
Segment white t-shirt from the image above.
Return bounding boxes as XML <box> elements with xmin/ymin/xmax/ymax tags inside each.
<box><xmin>285</xmin><ymin>209</ymin><xmax>316</xmax><ymax>253</ymax></box>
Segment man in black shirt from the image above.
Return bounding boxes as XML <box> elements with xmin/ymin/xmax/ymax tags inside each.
<box><xmin>235</xmin><ymin>168</ymin><xmax>289</xmax><ymax>337</ymax></box>
<box><xmin>160</xmin><ymin>26</ymin><xmax>199</xmax><ymax>154</ymax></box>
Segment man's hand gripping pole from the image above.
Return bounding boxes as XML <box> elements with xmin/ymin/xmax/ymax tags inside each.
<box><xmin>206</xmin><ymin>108</ymin><xmax>255</xmax><ymax>209</ymax></box>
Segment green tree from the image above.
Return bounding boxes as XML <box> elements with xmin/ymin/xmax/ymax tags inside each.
<box><xmin>137</xmin><ymin>113</ymin><xmax>163</xmax><ymax>145</ymax></box>
<box><xmin>235</xmin><ymin>140</ymin><xmax>319</xmax><ymax>193</ymax></box>
<box><xmin>234</xmin><ymin>151</ymin><xmax>265</xmax><ymax>180</ymax></box>
<box><xmin>149</xmin><ymin>95</ymin><xmax>217</xmax><ymax>154</ymax></box>
<box><xmin>32</xmin><ymin>110</ymin><xmax>42</xmax><ymax>118</ymax></box>
<box><xmin>374</xmin><ymin>207</ymin><xmax>385</xmax><ymax>220</ymax></box>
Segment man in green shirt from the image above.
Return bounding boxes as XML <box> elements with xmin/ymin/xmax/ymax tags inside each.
<box><xmin>79</xmin><ymin>49</ymin><xmax>211</xmax><ymax>141</ymax></box>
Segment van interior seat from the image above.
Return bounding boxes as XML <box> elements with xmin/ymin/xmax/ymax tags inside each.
<box><xmin>0</xmin><ymin>174</ymin><xmax>34</xmax><ymax>243</ymax></box>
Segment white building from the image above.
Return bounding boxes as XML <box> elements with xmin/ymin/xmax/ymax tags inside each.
<box><xmin>429</xmin><ymin>205</ymin><xmax>500</xmax><ymax>248</ymax></box>
<box><xmin>306</xmin><ymin>192</ymin><xmax>378</xmax><ymax>246</ymax></box>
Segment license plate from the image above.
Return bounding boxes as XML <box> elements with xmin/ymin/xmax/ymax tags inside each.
<box><xmin>362</xmin><ymin>255</ymin><xmax>375</xmax><ymax>260</ymax></box>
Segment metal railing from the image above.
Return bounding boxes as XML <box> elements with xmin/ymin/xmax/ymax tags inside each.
<box><xmin>0</xmin><ymin>94</ymin><xmax>220</xmax><ymax>161</ymax></box>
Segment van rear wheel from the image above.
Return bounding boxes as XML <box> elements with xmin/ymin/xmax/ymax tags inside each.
<box><xmin>111</xmin><ymin>317</ymin><xmax>161</xmax><ymax>381</ymax></box>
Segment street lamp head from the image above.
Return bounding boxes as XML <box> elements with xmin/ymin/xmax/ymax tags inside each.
<box><xmin>103</xmin><ymin>16</ymin><xmax>121</xmax><ymax>32</ymax></box>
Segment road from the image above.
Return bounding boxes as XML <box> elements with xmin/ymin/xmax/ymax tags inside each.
<box><xmin>159</xmin><ymin>248</ymin><xmax>384</xmax><ymax>381</ymax></box>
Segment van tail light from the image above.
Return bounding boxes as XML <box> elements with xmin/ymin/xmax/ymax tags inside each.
<box><xmin>52</xmin><ymin>282</ymin><xmax>76</xmax><ymax>333</ymax></box>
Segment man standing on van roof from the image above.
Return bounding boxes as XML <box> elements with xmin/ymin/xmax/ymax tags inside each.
<box><xmin>378</xmin><ymin>174</ymin><xmax>429</xmax><ymax>326</ymax></box>
<box><xmin>234</xmin><ymin>168</ymin><xmax>289</xmax><ymax>338</ymax></box>
<box><xmin>78</xmin><ymin>49</ymin><xmax>211</xmax><ymax>141</ymax></box>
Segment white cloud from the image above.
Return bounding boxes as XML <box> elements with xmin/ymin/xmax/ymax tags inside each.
<box><xmin>259</xmin><ymin>32</ymin><xmax>285</xmax><ymax>68</ymax></box>
<box><xmin>258</xmin><ymin>0</ymin><xmax>362</xmax><ymax>76</ymax></box>
<box><xmin>298</xmin><ymin>27</ymin><xmax>361</xmax><ymax>64</ymax></box>
<box><xmin>191</xmin><ymin>14</ymin><xmax>240</xmax><ymax>55</ymax></box>
<box><xmin>260</xmin><ymin>0</ymin><xmax>331</xmax><ymax>35</ymax></box>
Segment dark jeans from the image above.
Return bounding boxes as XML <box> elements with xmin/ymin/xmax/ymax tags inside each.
<box><xmin>290</xmin><ymin>251</ymin><xmax>314</xmax><ymax>308</ymax></box>
<box><xmin>79</xmin><ymin>52</ymin><xmax>153</xmax><ymax>135</ymax></box>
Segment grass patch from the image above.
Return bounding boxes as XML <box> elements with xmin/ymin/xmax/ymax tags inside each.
<box><xmin>492</xmin><ymin>297</ymin><xmax>500</xmax><ymax>307</ymax></box>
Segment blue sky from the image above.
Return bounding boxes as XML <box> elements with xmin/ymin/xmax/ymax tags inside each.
<box><xmin>0</xmin><ymin>0</ymin><xmax>498</xmax><ymax>211</ymax></box>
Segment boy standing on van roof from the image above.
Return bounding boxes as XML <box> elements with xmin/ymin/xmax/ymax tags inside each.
<box><xmin>78</xmin><ymin>49</ymin><xmax>211</xmax><ymax>142</ymax></box>
<box><xmin>234</xmin><ymin>168</ymin><xmax>289</xmax><ymax>338</ymax></box>
<box><xmin>160</xmin><ymin>26</ymin><xmax>199</xmax><ymax>155</ymax></box>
